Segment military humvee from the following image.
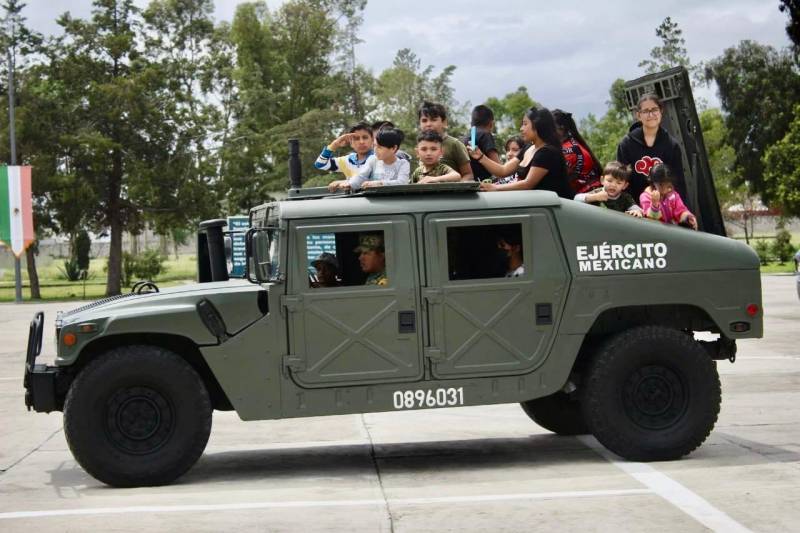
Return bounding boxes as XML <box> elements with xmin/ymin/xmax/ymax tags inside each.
<box><xmin>23</xmin><ymin>68</ymin><xmax>762</xmax><ymax>487</ymax></box>
<box><xmin>24</xmin><ymin>178</ymin><xmax>762</xmax><ymax>487</ymax></box>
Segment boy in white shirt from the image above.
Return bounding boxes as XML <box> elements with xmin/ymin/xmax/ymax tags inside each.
<box><xmin>328</xmin><ymin>128</ymin><xmax>410</xmax><ymax>191</ymax></box>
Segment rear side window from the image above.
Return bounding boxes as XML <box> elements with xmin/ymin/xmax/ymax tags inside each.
<box><xmin>446</xmin><ymin>223</ymin><xmax>525</xmax><ymax>280</ymax></box>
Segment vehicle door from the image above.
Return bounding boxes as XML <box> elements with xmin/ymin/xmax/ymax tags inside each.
<box><xmin>422</xmin><ymin>210</ymin><xmax>569</xmax><ymax>378</ymax></box>
<box><xmin>284</xmin><ymin>216</ymin><xmax>424</xmax><ymax>387</ymax></box>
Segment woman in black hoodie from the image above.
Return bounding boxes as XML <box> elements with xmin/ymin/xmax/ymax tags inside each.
<box><xmin>616</xmin><ymin>94</ymin><xmax>686</xmax><ymax>202</ymax></box>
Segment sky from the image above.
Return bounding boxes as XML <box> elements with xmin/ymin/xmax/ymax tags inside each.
<box><xmin>23</xmin><ymin>0</ymin><xmax>793</xmax><ymax>120</ymax></box>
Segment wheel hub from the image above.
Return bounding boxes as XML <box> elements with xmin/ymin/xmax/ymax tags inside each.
<box><xmin>623</xmin><ymin>365</ymin><xmax>687</xmax><ymax>430</ymax></box>
<box><xmin>106</xmin><ymin>386</ymin><xmax>173</xmax><ymax>454</ymax></box>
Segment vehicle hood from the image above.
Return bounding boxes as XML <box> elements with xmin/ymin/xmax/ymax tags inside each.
<box><xmin>56</xmin><ymin>280</ymin><xmax>270</xmax><ymax>365</ymax></box>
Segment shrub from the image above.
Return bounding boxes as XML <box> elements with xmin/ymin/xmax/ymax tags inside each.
<box><xmin>73</xmin><ymin>230</ymin><xmax>92</xmax><ymax>271</ymax></box>
<box><xmin>133</xmin><ymin>249</ymin><xmax>168</xmax><ymax>281</ymax></box>
<box><xmin>753</xmin><ymin>240</ymin><xmax>771</xmax><ymax>266</ymax></box>
<box><xmin>119</xmin><ymin>250</ymin><xmax>168</xmax><ymax>287</ymax></box>
<box><xmin>771</xmin><ymin>228</ymin><xmax>794</xmax><ymax>265</ymax></box>
<box><xmin>58</xmin><ymin>258</ymin><xmax>83</xmax><ymax>281</ymax></box>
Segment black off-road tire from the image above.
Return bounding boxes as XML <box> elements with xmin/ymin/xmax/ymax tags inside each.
<box><xmin>581</xmin><ymin>326</ymin><xmax>720</xmax><ymax>461</ymax></box>
<box><xmin>63</xmin><ymin>345</ymin><xmax>212</xmax><ymax>487</ymax></box>
<box><xmin>520</xmin><ymin>392</ymin><xmax>588</xmax><ymax>435</ymax></box>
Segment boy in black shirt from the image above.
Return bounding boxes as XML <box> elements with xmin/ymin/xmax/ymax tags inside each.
<box><xmin>574</xmin><ymin>161</ymin><xmax>643</xmax><ymax>216</ymax></box>
<box><xmin>462</xmin><ymin>104</ymin><xmax>500</xmax><ymax>181</ymax></box>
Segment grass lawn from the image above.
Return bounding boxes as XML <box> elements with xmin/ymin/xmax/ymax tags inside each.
<box><xmin>0</xmin><ymin>255</ymin><xmax>197</xmax><ymax>302</ymax></box>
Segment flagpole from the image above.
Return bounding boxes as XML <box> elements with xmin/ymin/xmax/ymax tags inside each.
<box><xmin>7</xmin><ymin>15</ymin><xmax>22</xmax><ymax>303</ymax></box>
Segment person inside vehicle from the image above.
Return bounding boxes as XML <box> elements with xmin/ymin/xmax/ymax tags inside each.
<box><xmin>355</xmin><ymin>233</ymin><xmax>388</xmax><ymax>286</ymax></box>
<box><xmin>497</xmin><ymin>226</ymin><xmax>524</xmax><ymax>278</ymax></box>
<box><xmin>310</xmin><ymin>252</ymin><xmax>341</xmax><ymax>288</ymax></box>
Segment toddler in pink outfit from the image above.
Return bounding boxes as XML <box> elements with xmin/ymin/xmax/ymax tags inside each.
<box><xmin>639</xmin><ymin>164</ymin><xmax>697</xmax><ymax>230</ymax></box>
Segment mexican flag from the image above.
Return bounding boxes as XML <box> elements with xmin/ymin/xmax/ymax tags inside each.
<box><xmin>0</xmin><ymin>166</ymin><xmax>34</xmax><ymax>258</ymax></box>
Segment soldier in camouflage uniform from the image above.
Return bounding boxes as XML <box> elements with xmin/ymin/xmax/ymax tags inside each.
<box><xmin>355</xmin><ymin>233</ymin><xmax>388</xmax><ymax>286</ymax></box>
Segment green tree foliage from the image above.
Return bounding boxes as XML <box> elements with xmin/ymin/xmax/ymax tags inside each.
<box><xmin>373</xmin><ymin>48</ymin><xmax>460</xmax><ymax>137</ymax></box>
<box><xmin>47</xmin><ymin>0</ymin><xmax>181</xmax><ymax>295</ymax></box>
<box><xmin>221</xmin><ymin>0</ymin><xmax>363</xmax><ymax>211</ymax></box>
<box><xmin>0</xmin><ymin>0</ymin><xmax>49</xmax><ymax>298</ymax></box>
<box><xmin>138</xmin><ymin>0</ymin><xmax>225</xmax><ymax>236</ymax></box>
<box><xmin>704</xmin><ymin>40</ymin><xmax>800</xmax><ymax>199</ymax></box>
<box><xmin>73</xmin><ymin>230</ymin><xmax>92</xmax><ymax>271</ymax></box>
<box><xmin>779</xmin><ymin>0</ymin><xmax>800</xmax><ymax>53</ymax></box>
<box><xmin>485</xmin><ymin>86</ymin><xmax>538</xmax><ymax>143</ymax></box>
<box><xmin>580</xmin><ymin>79</ymin><xmax>630</xmax><ymax>166</ymax></box>
<box><xmin>771</xmin><ymin>222</ymin><xmax>794</xmax><ymax>264</ymax></box>
<box><xmin>762</xmin><ymin>104</ymin><xmax>800</xmax><ymax>217</ymax></box>
<box><xmin>638</xmin><ymin>17</ymin><xmax>695</xmax><ymax>75</ymax></box>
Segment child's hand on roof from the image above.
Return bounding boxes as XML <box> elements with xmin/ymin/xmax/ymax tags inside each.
<box><xmin>681</xmin><ymin>212</ymin><xmax>698</xmax><ymax>230</ymax></box>
<box><xmin>327</xmin><ymin>180</ymin><xmax>349</xmax><ymax>192</ymax></box>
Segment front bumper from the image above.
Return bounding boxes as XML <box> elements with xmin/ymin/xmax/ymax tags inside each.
<box><xmin>23</xmin><ymin>312</ymin><xmax>62</xmax><ymax>413</ymax></box>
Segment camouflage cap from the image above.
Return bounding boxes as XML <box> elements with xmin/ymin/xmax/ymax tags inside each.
<box><xmin>354</xmin><ymin>233</ymin><xmax>384</xmax><ymax>253</ymax></box>
<box><xmin>312</xmin><ymin>252</ymin><xmax>339</xmax><ymax>272</ymax></box>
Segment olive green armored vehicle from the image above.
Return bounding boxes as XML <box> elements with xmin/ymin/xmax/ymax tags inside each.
<box><xmin>24</xmin><ymin>178</ymin><xmax>762</xmax><ymax>487</ymax></box>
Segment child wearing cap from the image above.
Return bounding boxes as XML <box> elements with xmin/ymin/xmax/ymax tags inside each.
<box><xmin>310</xmin><ymin>252</ymin><xmax>340</xmax><ymax>288</ymax></box>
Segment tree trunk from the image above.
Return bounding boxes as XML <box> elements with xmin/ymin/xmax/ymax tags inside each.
<box><xmin>105</xmin><ymin>151</ymin><xmax>124</xmax><ymax>296</ymax></box>
<box><xmin>25</xmin><ymin>243</ymin><xmax>41</xmax><ymax>299</ymax></box>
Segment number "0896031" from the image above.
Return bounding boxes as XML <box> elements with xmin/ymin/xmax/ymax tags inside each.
<box><xmin>392</xmin><ymin>387</ymin><xmax>464</xmax><ymax>410</ymax></box>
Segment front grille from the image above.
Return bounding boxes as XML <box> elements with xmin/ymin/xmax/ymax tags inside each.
<box><xmin>61</xmin><ymin>293</ymin><xmax>140</xmax><ymax>317</ymax></box>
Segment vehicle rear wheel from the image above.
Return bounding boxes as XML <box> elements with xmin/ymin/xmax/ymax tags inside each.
<box><xmin>520</xmin><ymin>391</ymin><xmax>588</xmax><ymax>435</ymax></box>
<box><xmin>63</xmin><ymin>345</ymin><xmax>212</xmax><ymax>487</ymax></box>
<box><xmin>581</xmin><ymin>326</ymin><xmax>720</xmax><ymax>461</ymax></box>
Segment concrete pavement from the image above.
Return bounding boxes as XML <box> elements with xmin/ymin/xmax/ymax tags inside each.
<box><xmin>0</xmin><ymin>275</ymin><xmax>798</xmax><ymax>532</ymax></box>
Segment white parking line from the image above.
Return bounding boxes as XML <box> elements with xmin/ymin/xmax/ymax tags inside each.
<box><xmin>0</xmin><ymin>377</ymin><xmax>21</xmax><ymax>381</ymax></box>
<box><xmin>0</xmin><ymin>489</ymin><xmax>652</xmax><ymax>520</ymax></box>
<box><xmin>578</xmin><ymin>436</ymin><xmax>753</xmax><ymax>533</ymax></box>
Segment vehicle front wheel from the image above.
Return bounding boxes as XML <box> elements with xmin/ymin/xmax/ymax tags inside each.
<box><xmin>63</xmin><ymin>345</ymin><xmax>212</xmax><ymax>487</ymax></box>
<box><xmin>581</xmin><ymin>326</ymin><xmax>720</xmax><ymax>461</ymax></box>
<box><xmin>520</xmin><ymin>391</ymin><xmax>588</xmax><ymax>435</ymax></box>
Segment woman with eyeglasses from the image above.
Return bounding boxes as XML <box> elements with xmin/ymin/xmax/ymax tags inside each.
<box><xmin>616</xmin><ymin>93</ymin><xmax>686</xmax><ymax>201</ymax></box>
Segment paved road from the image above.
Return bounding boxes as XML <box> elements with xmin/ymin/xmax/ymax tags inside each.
<box><xmin>0</xmin><ymin>275</ymin><xmax>798</xmax><ymax>532</ymax></box>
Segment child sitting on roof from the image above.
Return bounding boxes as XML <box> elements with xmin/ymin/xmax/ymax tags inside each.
<box><xmin>412</xmin><ymin>131</ymin><xmax>461</xmax><ymax>184</ymax></box>
<box><xmin>640</xmin><ymin>164</ymin><xmax>698</xmax><ymax>229</ymax></box>
<box><xmin>314</xmin><ymin>122</ymin><xmax>374</xmax><ymax>178</ymax></box>
<box><xmin>327</xmin><ymin>128</ymin><xmax>410</xmax><ymax>192</ymax></box>
<box><xmin>574</xmin><ymin>161</ymin><xmax>643</xmax><ymax>216</ymax></box>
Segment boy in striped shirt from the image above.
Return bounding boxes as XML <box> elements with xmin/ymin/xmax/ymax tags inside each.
<box><xmin>314</xmin><ymin>122</ymin><xmax>374</xmax><ymax>178</ymax></box>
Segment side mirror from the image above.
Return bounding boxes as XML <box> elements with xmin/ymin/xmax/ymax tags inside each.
<box><xmin>245</xmin><ymin>228</ymin><xmax>273</xmax><ymax>283</ymax></box>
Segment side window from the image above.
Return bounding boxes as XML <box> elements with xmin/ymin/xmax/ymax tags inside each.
<box><xmin>306</xmin><ymin>230</ymin><xmax>389</xmax><ymax>288</ymax></box>
<box><xmin>446</xmin><ymin>223</ymin><xmax>525</xmax><ymax>280</ymax></box>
